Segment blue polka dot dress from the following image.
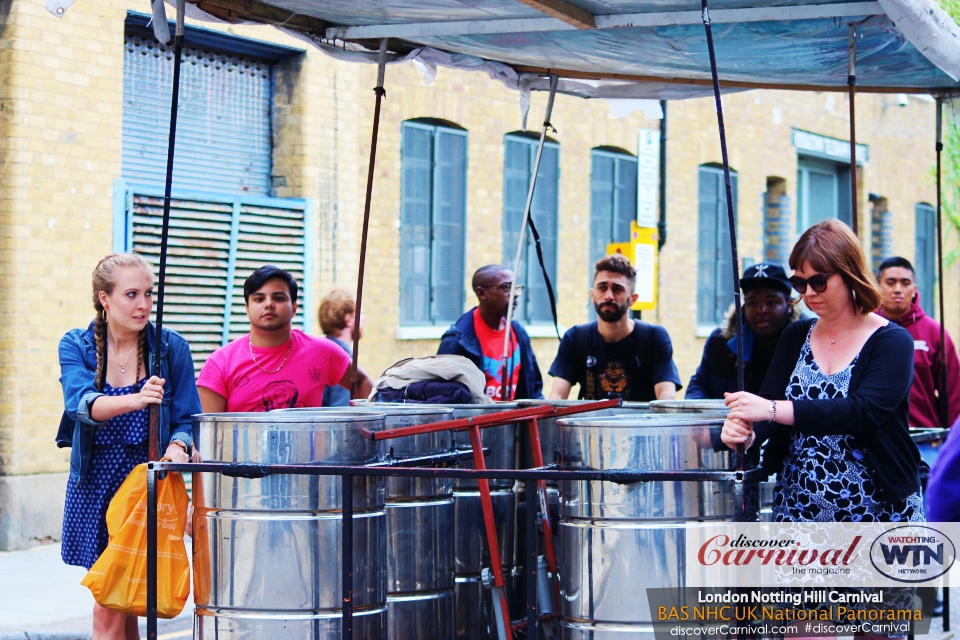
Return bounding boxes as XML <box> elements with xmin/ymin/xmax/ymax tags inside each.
<box><xmin>61</xmin><ymin>381</ymin><xmax>149</xmax><ymax>569</ymax></box>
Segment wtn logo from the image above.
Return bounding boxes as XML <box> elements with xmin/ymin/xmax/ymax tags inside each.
<box><xmin>879</xmin><ymin>543</ymin><xmax>943</xmax><ymax>566</ymax></box>
<box><xmin>870</xmin><ymin>526</ymin><xmax>955</xmax><ymax>583</ymax></box>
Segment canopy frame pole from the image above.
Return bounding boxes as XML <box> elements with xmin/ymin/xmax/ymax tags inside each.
<box><xmin>501</xmin><ymin>75</ymin><xmax>559</xmax><ymax>399</ymax></box>
<box><xmin>149</xmin><ymin>0</ymin><xmax>186</xmax><ymax>463</ymax></box>
<box><xmin>848</xmin><ymin>25</ymin><xmax>859</xmax><ymax>236</ymax></box>
<box><xmin>700</xmin><ymin>0</ymin><xmax>746</xmax><ymax>491</ymax></box>
<box><xmin>936</xmin><ymin>96</ymin><xmax>948</xmax><ymax>429</ymax></box>
<box><xmin>351</xmin><ymin>39</ymin><xmax>388</xmax><ymax>398</ymax></box>
<box><xmin>147</xmin><ymin>4</ymin><xmax>185</xmax><ymax>637</ymax></box>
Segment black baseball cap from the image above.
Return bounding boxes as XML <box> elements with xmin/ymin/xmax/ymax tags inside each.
<box><xmin>741</xmin><ymin>263</ymin><xmax>791</xmax><ymax>295</ymax></box>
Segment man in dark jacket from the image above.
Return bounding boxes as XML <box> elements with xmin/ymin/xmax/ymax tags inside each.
<box><xmin>687</xmin><ymin>262</ymin><xmax>800</xmax><ymax>398</ymax></box>
<box><xmin>437</xmin><ymin>265</ymin><xmax>543</xmax><ymax>400</ymax></box>
<box><xmin>877</xmin><ymin>256</ymin><xmax>960</xmax><ymax>428</ymax></box>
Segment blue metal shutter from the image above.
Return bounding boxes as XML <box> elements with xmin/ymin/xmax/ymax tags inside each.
<box><xmin>226</xmin><ymin>200</ymin><xmax>310</xmax><ymax>342</ymax></box>
<box><xmin>400</xmin><ymin>123</ymin><xmax>434</xmax><ymax>325</ymax></box>
<box><xmin>713</xmin><ymin>172</ymin><xmax>738</xmax><ymax>325</ymax></box>
<box><xmin>502</xmin><ymin>136</ymin><xmax>559</xmax><ymax>324</ymax></box>
<box><xmin>915</xmin><ymin>203</ymin><xmax>937</xmax><ymax>316</ymax></box>
<box><xmin>697</xmin><ymin>168</ymin><xmax>720</xmax><ymax>328</ymax></box>
<box><xmin>614</xmin><ymin>155</ymin><xmax>637</xmax><ymax>242</ymax></box>
<box><xmin>122</xmin><ymin>35</ymin><xmax>273</xmax><ymax>195</ymax></box>
<box><xmin>118</xmin><ymin>181</ymin><xmax>311</xmax><ymax>370</ymax></box>
<box><xmin>526</xmin><ymin>144</ymin><xmax>559</xmax><ymax>324</ymax></box>
<box><xmin>589</xmin><ymin>153</ymin><xmax>614</xmax><ymax>274</ymax></box>
<box><xmin>431</xmin><ymin>129</ymin><xmax>468</xmax><ymax>324</ymax></box>
<box><xmin>502</xmin><ymin>137</ymin><xmax>531</xmax><ymax>295</ymax></box>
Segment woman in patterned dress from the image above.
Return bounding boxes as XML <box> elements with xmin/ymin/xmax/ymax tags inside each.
<box><xmin>721</xmin><ymin>219</ymin><xmax>923</xmax><ymax>522</ymax></box>
<box><xmin>57</xmin><ymin>253</ymin><xmax>200</xmax><ymax>640</ymax></box>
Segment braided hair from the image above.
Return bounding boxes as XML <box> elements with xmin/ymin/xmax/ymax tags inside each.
<box><xmin>92</xmin><ymin>253</ymin><xmax>154</xmax><ymax>391</ymax></box>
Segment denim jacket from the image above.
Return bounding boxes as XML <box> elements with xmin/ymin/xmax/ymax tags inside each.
<box><xmin>57</xmin><ymin>321</ymin><xmax>201</xmax><ymax>482</ymax></box>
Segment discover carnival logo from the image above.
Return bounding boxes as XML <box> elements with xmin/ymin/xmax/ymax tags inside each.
<box><xmin>869</xmin><ymin>526</ymin><xmax>956</xmax><ymax>583</ymax></box>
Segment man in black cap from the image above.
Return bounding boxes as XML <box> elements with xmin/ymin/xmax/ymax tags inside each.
<box><xmin>686</xmin><ymin>262</ymin><xmax>800</xmax><ymax>398</ymax></box>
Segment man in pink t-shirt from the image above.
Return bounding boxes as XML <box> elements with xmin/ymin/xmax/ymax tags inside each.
<box><xmin>197</xmin><ymin>266</ymin><xmax>373</xmax><ymax>412</ymax></box>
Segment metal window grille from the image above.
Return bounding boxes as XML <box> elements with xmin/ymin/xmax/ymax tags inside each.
<box><xmin>122</xmin><ymin>35</ymin><xmax>273</xmax><ymax>195</ymax></box>
<box><xmin>399</xmin><ymin>122</ymin><xmax>468</xmax><ymax>326</ymax></box>
<box><xmin>502</xmin><ymin>135</ymin><xmax>560</xmax><ymax>325</ymax></box>
<box><xmin>115</xmin><ymin>181</ymin><xmax>313</xmax><ymax>370</ymax></box>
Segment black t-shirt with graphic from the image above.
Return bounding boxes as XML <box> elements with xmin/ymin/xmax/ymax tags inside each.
<box><xmin>548</xmin><ymin>321</ymin><xmax>682</xmax><ymax>401</ymax></box>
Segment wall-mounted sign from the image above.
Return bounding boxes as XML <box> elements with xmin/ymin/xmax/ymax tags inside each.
<box><xmin>792</xmin><ymin>128</ymin><xmax>869</xmax><ymax>164</ymax></box>
<box><xmin>607</xmin><ymin>223</ymin><xmax>658</xmax><ymax>311</ymax></box>
<box><xmin>637</xmin><ymin>129</ymin><xmax>661</xmax><ymax>229</ymax></box>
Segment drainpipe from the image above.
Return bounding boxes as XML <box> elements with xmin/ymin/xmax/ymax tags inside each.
<box><xmin>657</xmin><ymin>100</ymin><xmax>668</xmax><ymax>250</ymax></box>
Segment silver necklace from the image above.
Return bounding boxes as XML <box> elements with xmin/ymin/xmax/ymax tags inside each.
<box><xmin>248</xmin><ymin>335</ymin><xmax>292</xmax><ymax>374</ymax></box>
<box><xmin>108</xmin><ymin>339</ymin><xmax>136</xmax><ymax>373</ymax></box>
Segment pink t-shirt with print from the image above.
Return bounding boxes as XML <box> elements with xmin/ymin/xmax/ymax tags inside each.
<box><xmin>197</xmin><ymin>330</ymin><xmax>351</xmax><ymax>412</ymax></box>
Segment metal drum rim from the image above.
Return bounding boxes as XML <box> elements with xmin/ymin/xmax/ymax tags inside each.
<box><xmin>351</xmin><ymin>401</ymin><xmax>519</xmax><ymax>411</ymax></box>
<box><xmin>275</xmin><ymin>406</ymin><xmax>454</xmax><ymax>417</ymax></box>
<box><xmin>193</xmin><ymin>410</ymin><xmax>386</xmax><ymax>424</ymax></box>
<box><xmin>557</xmin><ymin>413</ymin><xmax>726</xmax><ymax>428</ymax></box>
<box><xmin>649</xmin><ymin>399</ymin><xmax>730</xmax><ymax>412</ymax></box>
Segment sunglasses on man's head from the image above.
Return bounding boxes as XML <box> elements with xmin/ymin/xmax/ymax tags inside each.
<box><xmin>788</xmin><ymin>273</ymin><xmax>833</xmax><ymax>295</ymax></box>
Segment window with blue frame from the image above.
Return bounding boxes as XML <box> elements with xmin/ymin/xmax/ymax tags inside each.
<box><xmin>697</xmin><ymin>164</ymin><xmax>739</xmax><ymax>329</ymax></box>
<box><xmin>589</xmin><ymin>148</ymin><xmax>636</xmax><ymax>317</ymax></box>
<box><xmin>400</xmin><ymin>121</ymin><xmax>468</xmax><ymax>326</ymax></box>
<box><xmin>915</xmin><ymin>202</ymin><xmax>937</xmax><ymax>317</ymax></box>
<box><xmin>120</xmin><ymin>15</ymin><xmax>310</xmax><ymax>368</ymax></box>
<box><xmin>502</xmin><ymin>133</ymin><xmax>559</xmax><ymax>325</ymax></box>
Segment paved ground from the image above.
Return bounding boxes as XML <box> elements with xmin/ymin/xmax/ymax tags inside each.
<box><xmin>0</xmin><ymin>543</ymin><xmax>192</xmax><ymax>640</ymax></box>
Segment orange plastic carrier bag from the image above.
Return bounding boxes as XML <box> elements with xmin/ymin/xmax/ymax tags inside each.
<box><xmin>81</xmin><ymin>463</ymin><xmax>191</xmax><ymax>618</ymax></box>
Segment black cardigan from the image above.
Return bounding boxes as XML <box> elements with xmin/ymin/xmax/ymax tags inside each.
<box><xmin>758</xmin><ymin>318</ymin><xmax>921</xmax><ymax>503</ymax></box>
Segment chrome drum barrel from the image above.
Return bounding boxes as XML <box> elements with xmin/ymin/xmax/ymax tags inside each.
<box><xmin>558</xmin><ymin>414</ymin><xmax>734</xmax><ymax>639</ymax></box>
<box><xmin>281</xmin><ymin>405</ymin><xmax>457</xmax><ymax>640</ymax></box>
<box><xmin>192</xmin><ymin>411</ymin><xmax>387</xmax><ymax>639</ymax></box>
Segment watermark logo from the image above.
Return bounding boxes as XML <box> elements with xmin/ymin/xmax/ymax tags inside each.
<box><xmin>869</xmin><ymin>525</ymin><xmax>955</xmax><ymax>583</ymax></box>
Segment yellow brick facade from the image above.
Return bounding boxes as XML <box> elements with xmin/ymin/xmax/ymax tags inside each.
<box><xmin>0</xmin><ymin>0</ymin><xmax>954</xmax><ymax>537</ymax></box>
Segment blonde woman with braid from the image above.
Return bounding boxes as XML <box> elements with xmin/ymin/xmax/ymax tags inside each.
<box><xmin>56</xmin><ymin>253</ymin><xmax>200</xmax><ymax>640</ymax></box>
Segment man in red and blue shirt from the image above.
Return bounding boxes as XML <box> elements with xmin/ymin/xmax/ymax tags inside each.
<box><xmin>438</xmin><ymin>265</ymin><xmax>543</xmax><ymax>401</ymax></box>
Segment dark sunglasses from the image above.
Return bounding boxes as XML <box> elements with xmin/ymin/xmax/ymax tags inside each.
<box><xmin>788</xmin><ymin>273</ymin><xmax>833</xmax><ymax>295</ymax></box>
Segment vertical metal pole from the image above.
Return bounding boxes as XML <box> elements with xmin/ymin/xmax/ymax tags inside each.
<box><xmin>502</xmin><ymin>75</ymin><xmax>559</xmax><ymax>398</ymax></box>
<box><xmin>149</xmin><ymin>0</ymin><xmax>186</xmax><ymax>462</ymax></box>
<box><xmin>146</xmin><ymin>464</ymin><xmax>158</xmax><ymax>640</ymax></box>
<box><xmin>848</xmin><ymin>25</ymin><xmax>859</xmax><ymax>236</ymax></box>
<box><xmin>657</xmin><ymin>100</ymin><xmax>668</xmax><ymax>251</ymax></box>
<box><xmin>526</xmin><ymin>418</ymin><xmax>560</xmax><ymax>611</ymax></box>
<box><xmin>700</xmin><ymin>0</ymin><xmax>746</xmax><ymax>489</ymax></box>
<box><xmin>469</xmin><ymin>425</ymin><xmax>513</xmax><ymax>640</ymax></box>
<box><xmin>944</xmin><ymin>585</ymin><xmax>950</xmax><ymax>631</ymax></box>
<box><xmin>526</xmin><ymin>479</ymin><xmax>538</xmax><ymax>639</ymax></box>
<box><xmin>936</xmin><ymin>97</ymin><xmax>949</xmax><ymax>430</ymax></box>
<box><xmin>341</xmin><ymin>474</ymin><xmax>354</xmax><ymax>640</ymax></box>
<box><xmin>351</xmin><ymin>38</ymin><xmax>388</xmax><ymax>398</ymax></box>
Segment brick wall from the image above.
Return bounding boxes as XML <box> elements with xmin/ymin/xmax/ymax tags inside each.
<box><xmin>0</xmin><ymin>0</ymin><xmax>952</xmax><ymax>484</ymax></box>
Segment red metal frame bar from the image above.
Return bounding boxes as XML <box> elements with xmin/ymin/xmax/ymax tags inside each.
<box><xmin>369</xmin><ymin>399</ymin><xmax>621</xmax><ymax>441</ymax></box>
<box><xmin>367</xmin><ymin>399</ymin><xmax>620</xmax><ymax>639</ymax></box>
<box><xmin>521</xmin><ymin>417</ymin><xmax>562</xmax><ymax>627</ymax></box>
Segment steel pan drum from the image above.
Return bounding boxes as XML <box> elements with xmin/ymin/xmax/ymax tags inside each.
<box><xmin>281</xmin><ymin>405</ymin><xmax>456</xmax><ymax>640</ymax></box>
<box><xmin>192</xmin><ymin>411</ymin><xmax>387</xmax><ymax>639</ymax></box>
<box><xmin>558</xmin><ymin>413</ymin><xmax>735</xmax><ymax>639</ymax></box>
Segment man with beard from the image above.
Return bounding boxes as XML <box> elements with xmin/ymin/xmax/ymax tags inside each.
<box><xmin>548</xmin><ymin>254</ymin><xmax>681</xmax><ymax>401</ymax></box>
<box><xmin>197</xmin><ymin>265</ymin><xmax>373</xmax><ymax>412</ymax></box>
<box><xmin>686</xmin><ymin>263</ymin><xmax>800</xmax><ymax>398</ymax></box>
<box><xmin>437</xmin><ymin>264</ymin><xmax>543</xmax><ymax>400</ymax></box>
